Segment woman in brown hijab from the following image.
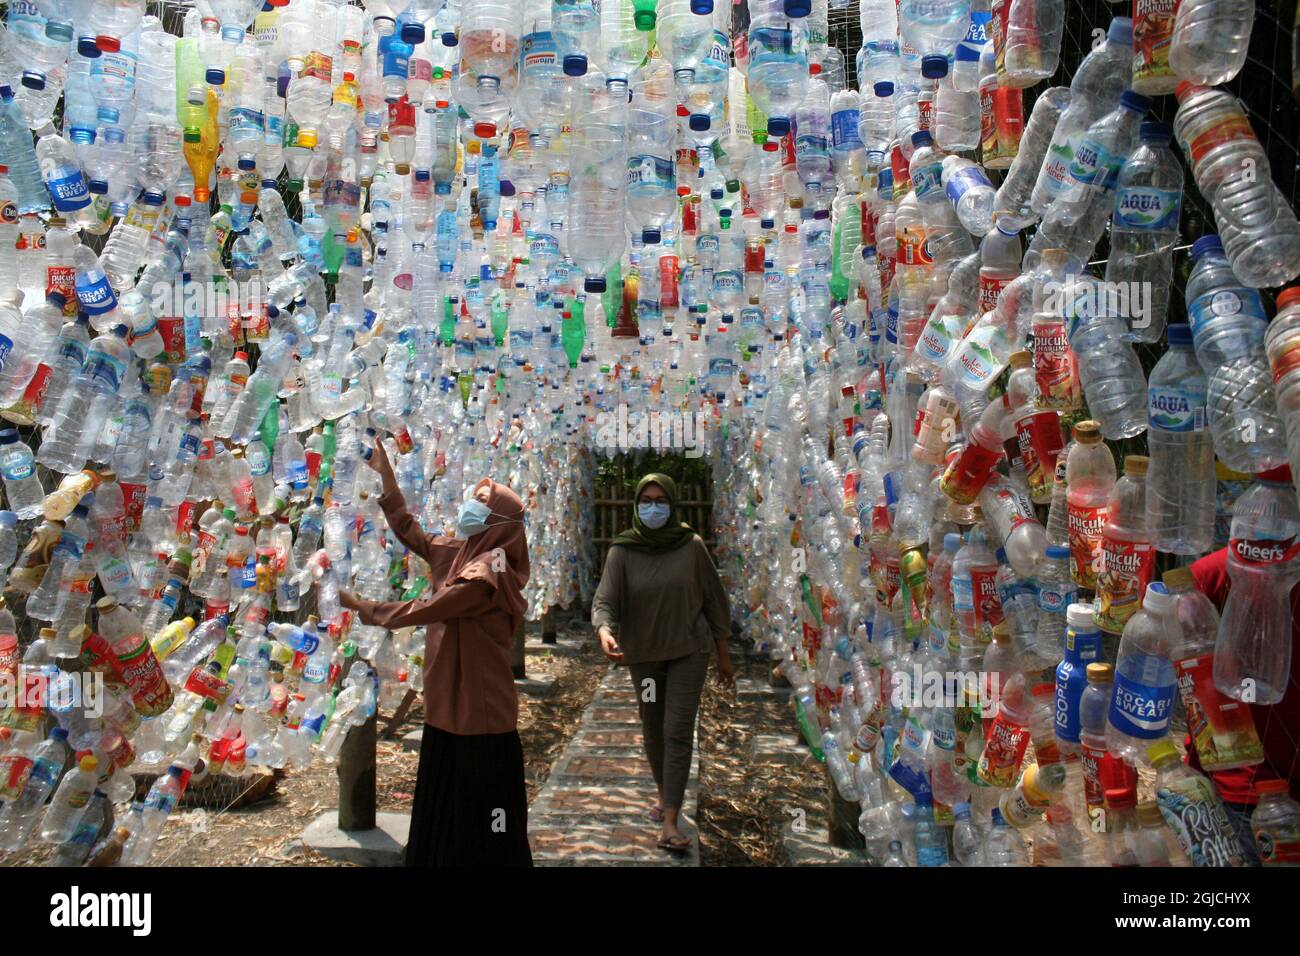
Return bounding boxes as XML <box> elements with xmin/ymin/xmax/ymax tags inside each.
<box><xmin>338</xmin><ymin>441</ymin><xmax>532</xmax><ymax>866</ymax></box>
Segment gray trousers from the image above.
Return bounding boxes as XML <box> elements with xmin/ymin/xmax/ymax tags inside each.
<box><xmin>627</xmin><ymin>651</ymin><xmax>710</xmax><ymax>811</ymax></box>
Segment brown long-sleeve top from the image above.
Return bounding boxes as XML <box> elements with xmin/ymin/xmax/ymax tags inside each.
<box><xmin>591</xmin><ymin>535</ymin><xmax>732</xmax><ymax>665</ymax></box>
<box><xmin>353</xmin><ymin>490</ymin><xmax>520</xmax><ymax>736</ymax></box>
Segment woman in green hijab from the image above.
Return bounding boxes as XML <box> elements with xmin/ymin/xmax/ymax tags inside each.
<box><xmin>592</xmin><ymin>473</ymin><xmax>733</xmax><ymax>852</ymax></box>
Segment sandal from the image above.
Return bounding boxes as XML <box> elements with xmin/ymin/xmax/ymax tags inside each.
<box><xmin>657</xmin><ymin>834</ymin><xmax>692</xmax><ymax>852</ymax></box>
<box><xmin>649</xmin><ymin>803</ymin><xmax>665</xmax><ymax>823</ymax></box>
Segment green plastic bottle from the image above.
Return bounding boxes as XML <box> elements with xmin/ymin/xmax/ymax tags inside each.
<box><xmin>438</xmin><ymin>296</ymin><xmax>456</xmax><ymax>346</ymax></box>
<box><xmin>562</xmin><ymin>297</ymin><xmax>585</xmax><ymax>368</ymax></box>
<box><xmin>490</xmin><ymin>289</ymin><xmax>510</xmax><ymax>346</ymax></box>
<box><xmin>631</xmin><ymin>0</ymin><xmax>657</xmax><ymax>31</ymax></box>
<box><xmin>602</xmin><ymin>262</ymin><xmax>622</xmax><ymax>326</ymax></box>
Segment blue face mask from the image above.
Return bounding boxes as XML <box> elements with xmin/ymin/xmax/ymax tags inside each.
<box><xmin>457</xmin><ymin>499</ymin><xmax>493</xmax><ymax>536</ymax></box>
<box><xmin>638</xmin><ymin>501</ymin><xmax>671</xmax><ymax>530</ymax></box>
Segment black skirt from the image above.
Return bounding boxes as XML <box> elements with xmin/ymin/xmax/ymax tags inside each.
<box><xmin>404</xmin><ymin>724</ymin><xmax>533</xmax><ymax>867</ymax></box>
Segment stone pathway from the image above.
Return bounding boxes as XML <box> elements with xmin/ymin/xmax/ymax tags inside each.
<box><xmin>527</xmin><ymin>666</ymin><xmax>700</xmax><ymax>866</ymax></box>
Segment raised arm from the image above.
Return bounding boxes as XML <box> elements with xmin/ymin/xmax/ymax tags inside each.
<box><xmin>378</xmin><ymin>487</ymin><xmax>460</xmax><ymax>584</ymax></box>
<box><xmin>365</xmin><ymin>438</ymin><xmax>461</xmax><ymax>584</ymax></box>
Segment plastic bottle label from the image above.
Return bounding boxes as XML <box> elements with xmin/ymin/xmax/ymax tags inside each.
<box><xmin>945</xmin><ymin>164</ymin><xmax>992</xmax><ymax>205</ymax></box>
<box><xmin>1155</xmin><ymin>781</ymin><xmax>1245</xmax><ymax>867</ymax></box>
<box><xmin>977</xmin><ymin>715</ymin><xmax>1030</xmax><ymax>788</ymax></box>
<box><xmin>1229</xmin><ymin>532</ymin><xmax>1300</xmax><ymax>566</ymax></box>
<box><xmin>1187</xmin><ymin>288</ymin><xmax>1268</xmax><ymax>346</ymax></box>
<box><xmin>1</xmin><ymin>452</ymin><xmax>34</xmax><ymax>481</ymax></box>
<box><xmin>971</xmin><ymin>565</ymin><xmax>1002</xmax><ymax>638</ymax></box>
<box><xmin>1254</xmin><ymin>821</ymin><xmax>1300</xmax><ymax>865</ymax></box>
<box><xmin>1096</xmin><ymin>537</ymin><xmax>1155</xmax><ymax>633</ymax></box>
<box><xmin>1175</xmin><ymin>652</ymin><xmax>1264</xmax><ymax>771</ymax></box>
<box><xmin>1133</xmin><ymin>0</ymin><xmax>1178</xmax><ymax>87</ymax></box>
<box><xmin>1015</xmin><ymin>411</ymin><xmax>1064</xmax><ymax>500</ymax></box>
<box><xmin>916</xmin><ymin>311</ymin><xmax>962</xmax><ymax>363</ymax></box>
<box><xmin>1065</xmin><ymin>138</ymin><xmax>1122</xmax><ymax>196</ymax></box>
<box><xmin>1114</xmin><ymin>187</ymin><xmax>1181</xmax><ymax>232</ymax></box>
<box><xmin>626</xmin><ymin>155</ymin><xmax>674</xmax><ymax>191</ymax></box>
<box><xmin>1180</xmin><ymin>113</ymin><xmax>1258</xmax><ymax>169</ymax></box>
<box><xmin>45</xmin><ymin>171</ymin><xmax>91</xmax><ymax>212</ymax></box>
<box><xmin>1108</xmin><ymin>665</ymin><xmax>1176</xmax><ymax>739</ymax></box>
<box><xmin>1040</xmin><ymin>132</ymin><xmax>1081</xmax><ymax>198</ymax></box>
<box><xmin>1055</xmin><ymin>630</ymin><xmax>1104</xmax><ymax>741</ymax></box>
<box><xmin>520</xmin><ymin>31</ymin><xmax>557</xmax><ymax>71</ymax></box>
<box><xmin>953</xmin><ymin>321</ymin><xmax>1005</xmax><ymax>388</ymax></box>
<box><xmin>794</xmin><ymin>133</ymin><xmax>829</xmax><ymax>161</ymax></box>
<box><xmin>912</xmin><ymin>161</ymin><xmax>943</xmax><ymax>201</ymax></box>
<box><xmin>1148</xmin><ymin>385</ymin><xmax>1207</xmax><ymax>432</ymax></box>
<box><xmin>831</xmin><ymin>109</ymin><xmax>862</xmax><ymax>149</ymax></box>
<box><xmin>963</xmin><ymin>9</ymin><xmax>991</xmax><ymax>47</ymax></box>
<box><xmin>76</xmin><ymin>275</ymin><xmax>117</xmax><ymax>316</ymax></box>
<box><xmin>1067</xmin><ymin>500</ymin><xmax>1108</xmax><ymax>588</ymax></box>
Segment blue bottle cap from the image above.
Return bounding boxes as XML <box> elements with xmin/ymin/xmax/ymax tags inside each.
<box><xmin>1045</xmin><ymin>544</ymin><xmax>1070</xmax><ymax>559</ymax></box>
<box><xmin>1140</xmin><ymin>120</ymin><xmax>1172</xmax><ymax>144</ymax></box>
<box><xmin>563</xmin><ymin>54</ymin><xmax>587</xmax><ymax>77</ymax></box>
<box><xmin>766</xmin><ymin>117</ymin><xmax>790</xmax><ymax>137</ymax></box>
<box><xmin>784</xmin><ymin>0</ymin><xmax>811</xmax><ymax>16</ymax></box>
<box><xmin>1192</xmin><ymin>235</ymin><xmax>1223</xmax><ymax>259</ymax></box>
<box><xmin>1107</xmin><ymin>17</ymin><xmax>1134</xmax><ymax>46</ymax></box>
<box><xmin>689</xmin><ymin>113</ymin><xmax>711</xmax><ymax>131</ymax></box>
<box><xmin>921</xmin><ymin>54</ymin><xmax>949</xmax><ymax>79</ymax></box>
<box><xmin>874</xmin><ymin>80</ymin><xmax>894</xmax><ymax>97</ymax></box>
<box><xmin>911</xmin><ymin>129</ymin><xmax>932</xmax><ymax>148</ymax></box>
<box><xmin>944</xmin><ymin>533</ymin><xmax>961</xmax><ymax>552</ymax></box>
<box><xmin>1119</xmin><ymin>90</ymin><xmax>1152</xmax><ymax>114</ymax></box>
<box><xmin>691</xmin><ymin>0</ymin><xmax>714</xmax><ymax>13</ymax></box>
<box><xmin>400</xmin><ymin>22</ymin><xmax>425</xmax><ymax>45</ymax></box>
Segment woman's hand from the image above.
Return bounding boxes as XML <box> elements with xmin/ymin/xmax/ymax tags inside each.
<box><xmin>337</xmin><ymin>587</ymin><xmax>362</xmax><ymax>612</ymax></box>
<box><xmin>365</xmin><ymin>437</ymin><xmax>399</xmax><ymax>495</ymax></box>
<box><xmin>598</xmin><ymin>626</ymin><xmax>623</xmax><ymax>663</ymax></box>
<box><xmin>715</xmin><ymin>647</ymin><xmax>735</xmax><ymax>689</ymax></box>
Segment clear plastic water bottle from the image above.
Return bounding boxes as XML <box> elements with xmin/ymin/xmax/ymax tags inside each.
<box><xmin>1029</xmin><ymin>17</ymin><xmax>1132</xmax><ymax>217</ymax></box>
<box><xmin>1169</xmin><ymin>0</ymin><xmax>1254</xmax><ymax>86</ymax></box>
<box><xmin>1146</xmin><ymin>324</ymin><xmax>1215</xmax><ymax>554</ymax></box>
<box><xmin>1069</xmin><ymin>297</ymin><xmax>1148</xmax><ymax>441</ymax></box>
<box><xmin>933</xmin><ymin>56</ymin><xmax>981</xmax><ymax>152</ymax></box>
<box><xmin>899</xmin><ymin>0</ymin><xmax>972</xmax><ymax>80</ymax></box>
<box><xmin>1105</xmin><ymin>121</ymin><xmax>1181</xmax><ymax>344</ymax></box>
<box><xmin>1214</xmin><ymin>472</ymin><xmax>1300</xmax><ymax>706</ymax></box>
<box><xmin>0</xmin><ymin>428</ymin><xmax>45</xmax><ymax>519</ymax></box>
<box><xmin>747</xmin><ymin>13</ymin><xmax>810</xmax><ymax>137</ymax></box>
<box><xmin>941</xmin><ymin>154</ymin><xmax>994</xmax><ymax>235</ymax></box>
<box><xmin>993</xmin><ymin>86</ymin><xmax>1069</xmax><ymax>230</ymax></box>
<box><xmin>1184</xmin><ymin>235</ymin><xmax>1268</xmax><ymax>373</ymax></box>
<box><xmin>1002</xmin><ymin>0</ymin><xmax>1064</xmax><ymax>88</ymax></box>
<box><xmin>856</xmin><ymin>0</ymin><xmax>900</xmax><ymax>92</ymax></box>
<box><xmin>1029</xmin><ymin>89</ymin><xmax>1151</xmax><ymax>269</ymax></box>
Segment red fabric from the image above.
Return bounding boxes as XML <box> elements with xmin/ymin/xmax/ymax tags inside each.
<box><xmin>1189</xmin><ymin>548</ymin><xmax>1300</xmax><ymax>804</ymax></box>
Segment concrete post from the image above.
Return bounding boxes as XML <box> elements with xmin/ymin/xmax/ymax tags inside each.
<box><xmin>509</xmin><ymin>621</ymin><xmax>526</xmax><ymax>679</ymax></box>
<box><xmin>825</xmin><ymin>763</ymin><xmax>865</xmax><ymax>851</ymax></box>
<box><xmin>337</xmin><ymin>711</ymin><xmax>378</xmax><ymax>831</ymax></box>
